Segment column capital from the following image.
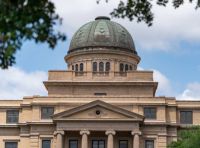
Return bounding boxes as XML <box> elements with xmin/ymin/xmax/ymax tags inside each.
<box><xmin>54</xmin><ymin>130</ymin><xmax>64</xmax><ymax>136</ymax></box>
<box><xmin>131</xmin><ymin>131</ymin><xmax>141</xmax><ymax>136</ymax></box>
<box><xmin>105</xmin><ymin>130</ymin><xmax>116</xmax><ymax>135</ymax></box>
<box><xmin>80</xmin><ymin>130</ymin><xmax>90</xmax><ymax>135</ymax></box>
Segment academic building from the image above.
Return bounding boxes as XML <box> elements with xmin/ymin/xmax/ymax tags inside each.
<box><xmin>1</xmin><ymin>16</ymin><xmax>200</xmax><ymax>148</ymax></box>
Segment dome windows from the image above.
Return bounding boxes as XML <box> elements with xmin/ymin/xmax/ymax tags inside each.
<box><xmin>119</xmin><ymin>63</ymin><xmax>135</xmax><ymax>72</ymax></box>
<box><xmin>93</xmin><ymin>61</ymin><xmax>110</xmax><ymax>73</ymax></box>
<box><xmin>106</xmin><ymin>62</ymin><xmax>110</xmax><ymax>72</ymax></box>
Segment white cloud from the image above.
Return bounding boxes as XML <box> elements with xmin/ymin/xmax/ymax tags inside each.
<box><xmin>0</xmin><ymin>67</ymin><xmax>47</xmax><ymax>100</ymax></box>
<box><xmin>52</xmin><ymin>0</ymin><xmax>200</xmax><ymax>51</ymax></box>
<box><xmin>177</xmin><ymin>82</ymin><xmax>200</xmax><ymax>100</ymax></box>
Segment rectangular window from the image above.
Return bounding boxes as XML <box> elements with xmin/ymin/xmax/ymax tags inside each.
<box><xmin>119</xmin><ymin>140</ymin><xmax>128</xmax><ymax>148</ymax></box>
<box><xmin>144</xmin><ymin>107</ymin><xmax>156</xmax><ymax>119</ymax></box>
<box><xmin>42</xmin><ymin>140</ymin><xmax>51</xmax><ymax>148</ymax></box>
<box><xmin>69</xmin><ymin>140</ymin><xmax>78</xmax><ymax>148</ymax></box>
<box><xmin>92</xmin><ymin>140</ymin><xmax>105</xmax><ymax>148</ymax></box>
<box><xmin>145</xmin><ymin>140</ymin><xmax>154</xmax><ymax>148</ymax></box>
<box><xmin>41</xmin><ymin>107</ymin><xmax>54</xmax><ymax>119</ymax></box>
<box><xmin>6</xmin><ymin>110</ymin><xmax>19</xmax><ymax>123</ymax></box>
<box><xmin>180</xmin><ymin>111</ymin><xmax>193</xmax><ymax>124</ymax></box>
<box><xmin>5</xmin><ymin>142</ymin><xmax>18</xmax><ymax>148</ymax></box>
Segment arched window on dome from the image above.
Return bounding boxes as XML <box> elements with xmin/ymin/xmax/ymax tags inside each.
<box><xmin>93</xmin><ymin>62</ymin><xmax>97</xmax><ymax>72</ymax></box>
<box><xmin>72</xmin><ymin>65</ymin><xmax>74</xmax><ymax>71</ymax></box>
<box><xmin>105</xmin><ymin>62</ymin><xmax>110</xmax><ymax>72</ymax></box>
<box><xmin>80</xmin><ymin>63</ymin><xmax>84</xmax><ymax>72</ymax></box>
<box><xmin>99</xmin><ymin>62</ymin><xmax>104</xmax><ymax>72</ymax></box>
<box><xmin>129</xmin><ymin>65</ymin><xmax>133</xmax><ymax>71</ymax></box>
<box><xmin>75</xmin><ymin>64</ymin><xmax>78</xmax><ymax>72</ymax></box>
<box><xmin>120</xmin><ymin>63</ymin><xmax>124</xmax><ymax>72</ymax></box>
<box><xmin>125</xmin><ymin>64</ymin><xmax>129</xmax><ymax>72</ymax></box>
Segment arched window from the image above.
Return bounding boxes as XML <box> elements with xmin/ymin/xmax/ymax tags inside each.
<box><xmin>129</xmin><ymin>65</ymin><xmax>133</xmax><ymax>71</ymax></box>
<box><xmin>125</xmin><ymin>64</ymin><xmax>128</xmax><ymax>72</ymax></box>
<box><xmin>105</xmin><ymin>62</ymin><xmax>110</xmax><ymax>72</ymax></box>
<box><xmin>93</xmin><ymin>62</ymin><xmax>97</xmax><ymax>72</ymax></box>
<box><xmin>80</xmin><ymin>63</ymin><xmax>84</xmax><ymax>72</ymax></box>
<box><xmin>75</xmin><ymin>64</ymin><xmax>78</xmax><ymax>72</ymax></box>
<box><xmin>99</xmin><ymin>62</ymin><xmax>104</xmax><ymax>72</ymax></box>
<box><xmin>120</xmin><ymin>63</ymin><xmax>124</xmax><ymax>72</ymax></box>
<box><xmin>72</xmin><ymin>65</ymin><xmax>74</xmax><ymax>71</ymax></box>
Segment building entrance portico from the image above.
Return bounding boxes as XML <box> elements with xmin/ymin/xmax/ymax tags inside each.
<box><xmin>53</xmin><ymin>100</ymin><xmax>144</xmax><ymax>148</ymax></box>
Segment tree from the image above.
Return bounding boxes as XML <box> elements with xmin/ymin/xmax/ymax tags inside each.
<box><xmin>0</xmin><ymin>0</ymin><xmax>66</xmax><ymax>69</ymax></box>
<box><xmin>168</xmin><ymin>127</ymin><xmax>200</xmax><ymax>148</ymax></box>
<box><xmin>0</xmin><ymin>0</ymin><xmax>199</xmax><ymax>69</ymax></box>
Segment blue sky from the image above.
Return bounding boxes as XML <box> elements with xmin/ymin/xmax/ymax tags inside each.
<box><xmin>0</xmin><ymin>0</ymin><xmax>200</xmax><ymax>99</ymax></box>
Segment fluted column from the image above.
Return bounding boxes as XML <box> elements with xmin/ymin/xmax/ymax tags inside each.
<box><xmin>80</xmin><ymin>130</ymin><xmax>90</xmax><ymax>148</ymax></box>
<box><xmin>56</xmin><ymin>131</ymin><xmax>64</xmax><ymax>148</ymax></box>
<box><xmin>131</xmin><ymin>131</ymin><xmax>141</xmax><ymax>148</ymax></box>
<box><xmin>105</xmin><ymin>130</ymin><xmax>116</xmax><ymax>148</ymax></box>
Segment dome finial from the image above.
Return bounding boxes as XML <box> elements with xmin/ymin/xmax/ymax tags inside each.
<box><xmin>95</xmin><ymin>16</ymin><xmax>110</xmax><ymax>20</ymax></box>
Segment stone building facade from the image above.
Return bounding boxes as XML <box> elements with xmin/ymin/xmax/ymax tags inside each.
<box><xmin>0</xmin><ymin>16</ymin><xmax>199</xmax><ymax>148</ymax></box>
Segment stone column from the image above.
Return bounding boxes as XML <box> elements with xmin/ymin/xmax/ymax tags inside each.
<box><xmin>105</xmin><ymin>130</ymin><xmax>116</xmax><ymax>148</ymax></box>
<box><xmin>80</xmin><ymin>130</ymin><xmax>90</xmax><ymax>148</ymax></box>
<box><xmin>131</xmin><ymin>131</ymin><xmax>141</xmax><ymax>148</ymax></box>
<box><xmin>56</xmin><ymin>131</ymin><xmax>64</xmax><ymax>148</ymax></box>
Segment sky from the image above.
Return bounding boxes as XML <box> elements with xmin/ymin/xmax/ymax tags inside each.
<box><xmin>0</xmin><ymin>0</ymin><xmax>200</xmax><ymax>100</ymax></box>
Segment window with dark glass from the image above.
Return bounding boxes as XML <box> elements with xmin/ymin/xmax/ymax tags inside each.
<box><xmin>69</xmin><ymin>140</ymin><xmax>78</xmax><ymax>148</ymax></box>
<box><xmin>41</xmin><ymin>107</ymin><xmax>54</xmax><ymax>119</ymax></box>
<box><xmin>93</xmin><ymin>62</ymin><xmax>97</xmax><ymax>72</ymax></box>
<box><xmin>105</xmin><ymin>62</ymin><xmax>110</xmax><ymax>72</ymax></box>
<box><xmin>92</xmin><ymin>140</ymin><xmax>105</xmax><ymax>148</ymax></box>
<box><xmin>119</xmin><ymin>140</ymin><xmax>128</xmax><ymax>148</ymax></box>
<box><xmin>42</xmin><ymin>140</ymin><xmax>51</xmax><ymax>148</ymax></box>
<box><xmin>80</xmin><ymin>63</ymin><xmax>84</xmax><ymax>72</ymax></box>
<box><xmin>120</xmin><ymin>63</ymin><xmax>124</xmax><ymax>72</ymax></box>
<box><xmin>125</xmin><ymin>64</ymin><xmax>129</xmax><ymax>72</ymax></box>
<box><xmin>144</xmin><ymin>107</ymin><xmax>156</xmax><ymax>119</ymax></box>
<box><xmin>72</xmin><ymin>65</ymin><xmax>74</xmax><ymax>70</ymax></box>
<box><xmin>99</xmin><ymin>62</ymin><xmax>104</xmax><ymax>72</ymax></box>
<box><xmin>145</xmin><ymin>140</ymin><xmax>154</xmax><ymax>148</ymax></box>
<box><xmin>129</xmin><ymin>65</ymin><xmax>132</xmax><ymax>71</ymax></box>
<box><xmin>180</xmin><ymin>111</ymin><xmax>193</xmax><ymax>124</ymax></box>
<box><xmin>6</xmin><ymin>110</ymin><xmax>19</xmax><ymax>123</ymax></box>
<box><xmin>75</xmin><ymin>64</ymin><xmax>78</xmax><ymax>72</ymax></box>
<box><xmin>5</xmin><ymin>142</ymin><xmax>18</xmax><ymax>148</ymax></box>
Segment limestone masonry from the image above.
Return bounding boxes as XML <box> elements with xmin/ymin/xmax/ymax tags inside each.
<box><xmin>0</xmin><ymin>16</ymin><xmax>199</xmax><ymax>148</ymax></box>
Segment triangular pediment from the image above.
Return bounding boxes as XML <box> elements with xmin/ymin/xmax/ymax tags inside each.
<box><xmin>53</xmin><ymin>100</ymin><xmax>144</xmax><ymax>121</ymax></box>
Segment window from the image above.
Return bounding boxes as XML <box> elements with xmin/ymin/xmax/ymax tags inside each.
<box><xmin>41</xmin><ymin>107</ymin><xmax>54</xmax><ymax>119</ymax></box>
<box><xmin>5</xmin><ymin>142</ymin><xmax>18</xmax><ymax>148</ymax></box>
<box><xmin>125</xmin><ymin>64</ymin><xmax>129</xmax><ymax>72</ymax></box>
<box><xmin>119</xmin><ymin>140</ymin><xmax>128</xmax><ymax>148</ymax></box>
<box><xmin>120</xmin><ymin>63</ymin><xmax>124</xmax><ymax>72</ymax></box>
<box><xmin>93</xmin><ymin>62</ymin><xmax>97</xmax><ymax>72</ymax></box>
<box><xmin>80</xmin><ymin>63</ymin><xmax>84</xmax><ymax>72</ymax></box>
<box><xmin>69</xmin><ymin>140</ymin><xmax>78</xmax><ymax>148</ymax></box>
<box><xmin>144</xmin><ymin>107</ymin><xmax>156</xmax><ymax>119</ymax></box>
<box><xmin>129</xmin><ymin>65</ymin><xmax>132</xmax><ymax>71</ymax></box>
<box><xmin>75</xmin><ymin>64</ymin><xmax>78</xmax><ymax>72</ymax></box>
<box><xmin>42</xmin><ymin>140</ymin><xmax>51</xmax><ymax>148</ymax></box>
<box><xmin>99</xmin><ymin>62</ymin><xmax>104</xmax><ymax>72</ymax></box>
<box><xmin>145</xmin><ymin>140</ymin><xmax>154</xmax><ymax>148</ymax></box>
<box><xmin>72</xmin><ymin>65</ymin><xmax>74</xmax><ymax>70</ymax></box>
<box><xmin>92</xmin><ymin>140</ymin><xmax>105</xmax><ymax>148</ymax></box>
<box><xmin>105</xmin><ymin>62</ymin><xmax>110</xmax><ymax>72</ymax></box>
<box><xmin>180</xmin><ymin>111</ymin><xmax>193</xmax><ymax>124</ymax></box>
<box><xmin>6</xmin><ymin>110</ymin><xmax>19</xmax><ymax>123</ymax></box>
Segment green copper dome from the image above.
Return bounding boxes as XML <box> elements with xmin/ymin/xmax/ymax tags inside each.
<box><xmin>68</xmin><ymin>16</ymin><xmax>137</xmax><ymax>54</ymax></box>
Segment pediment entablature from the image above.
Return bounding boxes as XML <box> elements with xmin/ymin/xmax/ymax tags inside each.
<box><xmin>53</xmin><ymin>100</ymin><xmax>144</xmax><ymax>122</ymax></box>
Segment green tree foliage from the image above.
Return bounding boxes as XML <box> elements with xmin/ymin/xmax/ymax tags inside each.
<box><xmin>0</xmin><ymin>0</ymin><xmax>66</xmax><ymax>69</ymax></box>
<box><xmin>168</xmin><ymin>127</ymin><xmax>200</xmax><ymax>148</ymax></box>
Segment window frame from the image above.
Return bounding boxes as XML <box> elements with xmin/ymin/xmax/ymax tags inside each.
<box><xmin>105</xmin><ymin>62</ymin><xmax>110</xmax><ymax>72</ymax></box>
<box><xmin>119</xmin><ymin>140</ymin><xmax>128</xmax><ymax>148</ymax></box>
<box><xmin>41</xmin><ymin>139</ymin><xmax>51</xmax><ymax>148</ymax></box>
<box><xmin>144</xmin><ymin>107</ymin><xmax>157</xmax><ymax>119</ymax></box>
<box><xmin>80</xmin><ymin>63</ymin><xmax>84</xmax><ymax>72</ymax></box>
<box><xmin>99</xmin><ymin>62</ymin><xmax>104</xmax><ymax>72</ymax></box>
<box><xmin>6</xmin><ymin>110</ymin><xmax>19</xmax><ymax>124</ymax></box>
<box><xmin>180</xmin><ymin>110</ymin><xmax>193</xmax><ymax>124</ymax></box>
<box><xmin>41</xmin><ymin>107</ymin><xmax>54</xmax><ymax>120</ymax></box>
<box><xmin>93</xmin><ymin>62</ymin><xmax>97</xmax><ymax>72</ymax></box>
<box><xmin>69</xmin><ymin>139</ymin><xmax>78</xmax><ymax>148</ymax></box>
<box><xmin>5</xmin><ymin>141</ymin><xmax>18</xmax><ymax>148</ymax></box>
<box><xmin>92</xmin><ymin>140</ymin><xmax>105</xmax><ymax>148</ymax></box>
<box><xmin>120</xmin><ymin>63</ymin><xmax>124</xmax><ymax>72</ymax></box>
<box><xmin>145</xmin><ymin>140</ymin><xmax>154</xmax><ymax>148</ymax></box>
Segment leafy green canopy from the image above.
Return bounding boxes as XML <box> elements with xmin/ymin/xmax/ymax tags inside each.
<box><xmin>168</xmin><ymin>127</ymin><xmax>200</xmax><ymax>148</ymax></box>
<box><xmin>0</xmin><ymin>0</ymin><xmax>66</xmax><ymax>69</ymax></box>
